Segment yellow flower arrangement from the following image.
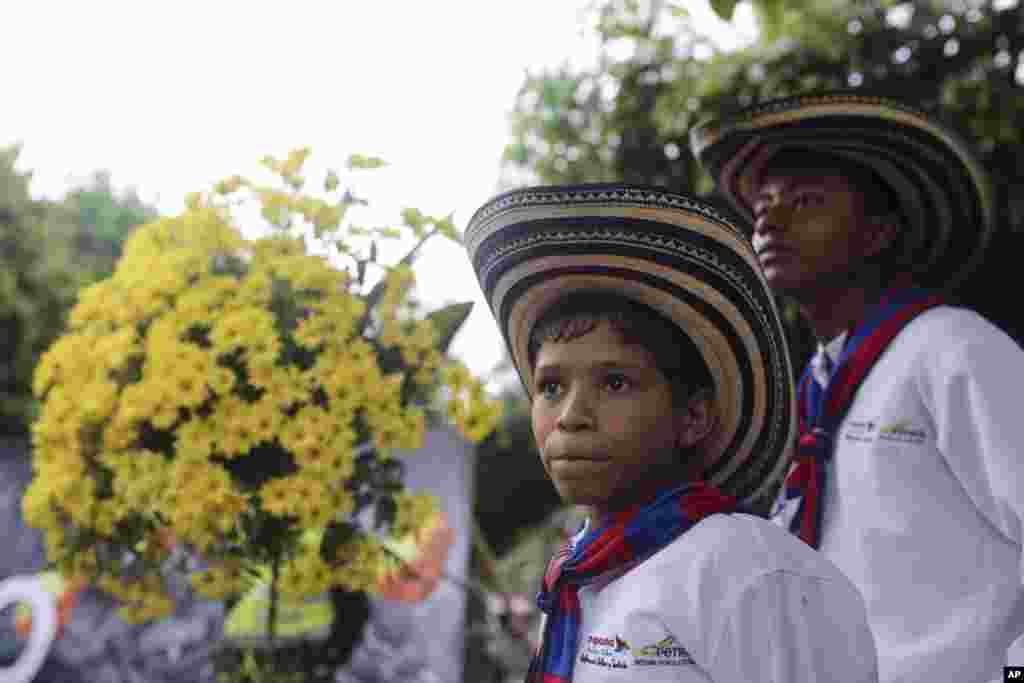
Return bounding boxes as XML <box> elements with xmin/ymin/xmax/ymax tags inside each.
<box><xmin>22</xmin><ymin>149</ymin><xmax>501</xmax><ymax>635</ymax></box>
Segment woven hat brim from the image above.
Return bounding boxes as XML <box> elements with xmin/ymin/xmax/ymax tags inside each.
<box><xmin>690</xmin><ymin>93</ymin><xmax>995</xmax><ymax>290</ymax></box>
<box><xmin>465</xmin><ymin>185</ymin><xmax>797</xmax><ymax>504</ymax></box>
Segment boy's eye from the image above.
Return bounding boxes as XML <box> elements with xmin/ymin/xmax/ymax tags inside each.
<box><xmin>793</xmin><ymin>192</ymin><xmax>825</xmax><ymax>210</ymax></box>
<box><xmin>604</xmin><ymin>373</ymin><xmax>632</xmax><ymax>393</ymax></box>
<box><xmin>537</xmin><ymin>380</ymin><xmax>563</xmax><ymax>400</ymax></box>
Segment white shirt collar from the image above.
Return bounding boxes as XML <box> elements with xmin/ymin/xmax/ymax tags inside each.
<box><xmin>811</xmin><ymin>331</ymin><xmax>849</xmax><ymax>388</ymax></box>
<box><xmin>822</xmin><ymin>331</ymin><xmax>848</xmax><ymax>365</ymax></box>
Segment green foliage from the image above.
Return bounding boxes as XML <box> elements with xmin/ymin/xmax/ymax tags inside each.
<box><xmin>345</xmin><ymin>153</ymin><xmax>388</xmax><ymax>170</ymax></box>
<box><xmin>501</xmin><ymin>0</ymin><xmax>1024</xmax><ymax>356</ymax></box>
<box><xmin>427</xmin><ymin>301</ymin><xmax>474</xmax><ymax>355</ymax></box>
<box><xmin>61</xmin><ymin>170</ymin><xmax>158</xmax><ymax>280</ymax></box>
<box><xmin>710</xmin><ymin>0</ymin><xmax>741</xmax><ymax>22</ymax></box>
<box><xmin>0</xmin><ymin>145</ymin><xmax>82</xmax><ymax>434</ymax></box>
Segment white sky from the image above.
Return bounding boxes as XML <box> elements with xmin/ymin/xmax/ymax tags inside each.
<box><xmin>3</xmin><ymin>1</ymin><xmax>756</xmax><ymax>392</ymax></box>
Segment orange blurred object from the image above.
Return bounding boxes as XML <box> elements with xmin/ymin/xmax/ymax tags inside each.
<box><xmin>15</xmin><ymin>577</ymin><xmax>85</xmax><ymax>640</ymax></box>
<box><xmin>376</xmin><ymin>512</ymin><xmax>456</xmax><ymax>603</ymax></box>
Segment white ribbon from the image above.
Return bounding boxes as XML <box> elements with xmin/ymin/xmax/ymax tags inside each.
<box><xmin>0</xmin><ymin>575</ymin><xmax>58</xmax><ymax>683</ymax></box>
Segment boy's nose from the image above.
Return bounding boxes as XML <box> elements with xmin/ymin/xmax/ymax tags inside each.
<box><xmin>557</xmin><ymin>387</ymin><xmax>595</xmax><ymax>431</ymax></box>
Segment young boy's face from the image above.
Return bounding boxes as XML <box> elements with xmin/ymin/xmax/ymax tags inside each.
<box><xmin>530</xmin><ymin>319</ymin><xmax>696</xmax><ymax>520</ymax></box>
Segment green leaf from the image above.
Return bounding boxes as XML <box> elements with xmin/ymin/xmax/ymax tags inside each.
<box><xmin>755</xmin><ymin>0</ymin><xmax>788</xmax><ymax>40</ymax></box>
<box><xmin>324</xmin><ymin>169</ymin><xmax>340</xmax><ymax>192</ymax></box>
<box><xmin>667</xmin><ymin>3</ymin><xmax>690</xmax><ymax>18</ymax></box>
<box><xmin>503</xmin><ymin>142</ymin><xmax>531</xmax><ymax>165</ymax></box>
<box><xmin>710</xmin><ymin>0</ymin><xmax>740</xmax><ymax>21</ymax></box>
<box><xmin>427</xmin><ymin>301</ymin><xmax>474</xmax><ymax>355</ymax></box>
<box><xmin>345</xmin><ymin>154</ymin><xmax>388</xmax><ymax>171</ymax></box>
<box><xmin>355</xmin><ymin>230</ymin><xmax>432</xmax><ymax>335</ymax></box>
<box><xmin>434</xmin><ymin>213</ymin><xmax>460</xmax><ymax>243</ymax></box>
<box><xmin>401</xmin><ymin>207</ymin><xmax>426</xmax><ymax>230</ymax></box>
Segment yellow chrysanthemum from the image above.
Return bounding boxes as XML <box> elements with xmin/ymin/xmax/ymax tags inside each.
<box><xmin>257</xmin><ymin>475</ymin><xmax>337</xmax><ymax>528</ymax></box>
<box><xmin>330</xmin><ymin>536</ymin><xmax>392</xmax><ymax>594</ymax></box>
<box><xmin>175</xmin><ymin>416</ymin><xmax>217</xmax><ymax>459</ymax></box>
<box><xmin>192</xmin><ymin>559</ymin><xmax>250</xmax><ymax>600</ymax></box>
<box><xmin>236</xmin><ymin>268</ymin><xmax>273</xmax><ymax>306</ymax></box>
<box><xmin>22</xmin><ymin>479</ymin><xmax>60</xmax><ymax>530</ymax></box>
<box><xmin>210</xmin><ymin>306</ymin><xmax>276</xmax><ymax>355</ymax></box>
<box><xmin>93</xmin><ymin>325</ymin><xmax>142</xmax><ymax>374</ymax></box>
<box><xmin>261</xmin><ymin>366</ymin><xmax>311</xmax><ymax>409</ymax></box>
<box><xmin>80</xmin><ymin>379</ymin><xmax>120</xmax><ymax>424</ymax></box>
<box><xmin>243</xmin><ymin>397</ymin><xmax>284</xmax><ymax>445</ymax></box>
<box><xmin>33</xmin><ymin>333</ymin><xmax>92</xmax><ymax>398</ymax></box>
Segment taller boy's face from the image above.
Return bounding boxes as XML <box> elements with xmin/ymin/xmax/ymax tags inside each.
<box><xmin>530</xmin><ymin>321</ymin><xmax>688</xmax><ymax>518</ymax></box>
<box><xmin>751</xmin><ymin>170</ymin><xmax>871</xmax><ymax>299</ymax></box>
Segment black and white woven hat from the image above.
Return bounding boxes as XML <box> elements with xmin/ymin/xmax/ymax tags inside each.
<box><xmin>464</xmin><ymin>184</ymin><xmax>797</xmax><ymax>505</ymax></box>
<box><xmin>690</xmin><ymin>91</ymin><xmax>996</xmax><ymax>290</ymax></box>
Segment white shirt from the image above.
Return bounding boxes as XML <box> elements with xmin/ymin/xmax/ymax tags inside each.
<box><xmin>783</xmin><ymin>306</ymin><xmax>1024</xmax><ymax>683</ymax></box>
<box><xmin>560</xmin><ymin>512</ymin><xmax>877</xmax><ymax>682</ymax></box>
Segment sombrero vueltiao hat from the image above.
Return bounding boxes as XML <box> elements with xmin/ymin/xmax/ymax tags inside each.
<box><xmin>690</xmin><ymin>92</ymin><xmax>995</xmax><ymax>290</ymax></box>
<box><xmin>464</xmin><ymin>184</ymin><xmax>797</xmax><ymax>505</ymax></box>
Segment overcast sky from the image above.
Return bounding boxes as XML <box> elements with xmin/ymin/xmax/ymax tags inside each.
<box><xmin>3</xmin><ymin>1</ymin><xmax>756</xmax><ymax>391</ymax></box>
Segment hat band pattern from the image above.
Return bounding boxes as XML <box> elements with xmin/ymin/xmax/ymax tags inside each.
<box><xmin>690</xmin><ymin>92</ymin><xmax>995</xmax><ymax>290</ymax></box>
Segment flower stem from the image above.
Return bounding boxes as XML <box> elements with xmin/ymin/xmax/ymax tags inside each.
<box><xmin>269</xmin><ymin>551</ymin><xmax>281</xmax><ymax>647</ymax></box>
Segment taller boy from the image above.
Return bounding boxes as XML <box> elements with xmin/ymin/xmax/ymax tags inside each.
<box><xmin>692</xmin><ymin>92</ymin><xmax>1024</xmax><ymax>682</ymax></box>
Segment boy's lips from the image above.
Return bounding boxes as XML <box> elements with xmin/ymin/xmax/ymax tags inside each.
<box><xmin>756</xmin><ymin>242</ymin><xmax>796</xmax><ymax>264</ymax></box>
<box><xmin>547</xmin><ymin>451</ymin><xmax>612</xmax><ymax>471</ymax></box>
<box><xmin>548</xmin><ymin>447</ymin><xmax>610</xmax><ymax>462</ymax></box>
<box><xmin>757</xmin><ymin>245</ymin><xmax>791</xmax><ymax>260</ymax></box>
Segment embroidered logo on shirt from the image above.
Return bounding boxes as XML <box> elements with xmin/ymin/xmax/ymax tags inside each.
<box><xmin>878</xmin><ymin>419</ymin><xmax>927</xmax><ymax>444</ymax></box>
<box><xmin>841</xmin><ymin>417</ymin><xmax>928</xmax><ymax>445</ymax></box>
<box><xmin>579</xmin><ymin>633</ymin><xmax>631</xmax><ymax>670</ymax></box>
<box><xmin>841</xmin><ymin>419</ymin><xmax>877</xmax><ymax>443</ymax></box>
<box><xmin>633</xmin><ymin>635</ymin><xmax>694</xmax><ymax>667</ymax></box>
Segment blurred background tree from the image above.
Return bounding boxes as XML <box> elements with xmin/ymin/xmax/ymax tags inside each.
<box><xmin>473</xmin><ymin>382</ymin><xmax>560</xmax><ymax>558</ymax></box>
<box><xmin>61</xmin><ymin>170</ymin><xmax>159</xmax><ymax>281</ymax></box>
<box><xmin>0</xmin><ymin>146</ymin><xmax>157</xmax><ymax>437</ymax></box>
<box><xmin>0</xmin><ymin>146</ymin><xmax>80</xmax><ymax>436</ymax></box>
<box><xmin>501</xmin><ymin>0</ymin><xmax>1024</xmax><ymax>367</ymax></box>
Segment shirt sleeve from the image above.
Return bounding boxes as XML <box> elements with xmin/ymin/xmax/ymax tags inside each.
<box><xmin>919</xmin><ymin>312</ymin><xmax>1024</xmax><ymax>672</ymax></box>
<box><xmin>708</xmin><ymin>570</ymin><xmax>878</xmax><ymax>683</ymax></box>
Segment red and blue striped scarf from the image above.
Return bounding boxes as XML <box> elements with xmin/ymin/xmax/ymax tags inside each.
<box><xmin>782</xmin><ymin>286</ymin><xmax>944</xmax><ymax>548</ymax></box>
<box><xmin>525</xmin><ymin>482</ymin><xmax>737</xmax><ymax>683</ymax></box>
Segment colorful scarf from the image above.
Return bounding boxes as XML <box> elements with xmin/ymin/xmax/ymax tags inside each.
<box><xmin>525</xmin><ymin>482</ymin><xmax>737</xmax><ymax>683</ymax></box>
<box><xmin>782</xmin><ymin>286</ymin><xmax>944</xmax><ymax>548</ymax></box>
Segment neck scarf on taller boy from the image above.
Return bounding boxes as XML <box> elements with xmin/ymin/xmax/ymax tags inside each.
<box><xmin>525</xmin><ymin>481</ymin><xmax>737</xmax><ymax>683</ymax></box>
<box><xmin>782</xmin><ymin>286</ymin><xmax>944</xmax><ymax>548</ymax></box>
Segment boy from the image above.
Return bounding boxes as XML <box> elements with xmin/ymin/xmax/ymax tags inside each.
<box><xmin>464</xmin><ymin>184</ymin><xmax>878</xmax><ymax>682</ymax></box>
<box><xmin>691</xmin><ymin>92</ymin><xmax>1024</xmax><ymax>682</ymax></box>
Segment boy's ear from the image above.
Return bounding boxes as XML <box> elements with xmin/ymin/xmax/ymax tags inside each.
<box><xmin>861</xmin><ymin>213</ymin><xmax>900</xmax><ymax>259</ymax></box>
<box><xmin>675</xmin><ymin>388</ymin><xmax>717</xmax><ymax>449</ymax></box>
